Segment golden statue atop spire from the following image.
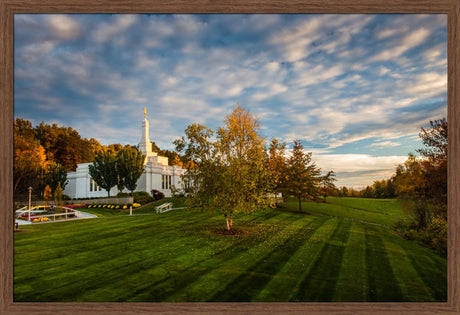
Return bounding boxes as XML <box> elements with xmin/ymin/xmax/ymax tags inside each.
<box><xmin>144</xmin><ymin>107</ymin><xmax>147</xmax><ymax>119</ymax></box>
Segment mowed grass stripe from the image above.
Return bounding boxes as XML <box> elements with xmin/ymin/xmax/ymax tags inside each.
<box><xmin>75</xmin><ymin>215</ymin><xmax>281</xmax><ymax>302</ymax></box>
<box><xmin>14</xmin><ymin>213</ymin><xmax>204</xmax><ymax>270</ymax></box>
<box><xmin>253</xmin><ymin>217</ymin><xmax>339</xmax><ymax>301</ymax></box>
<box><xmin>364</xmin><ymin>225</ymin><xmax>403</xmax><ymax>301</ymax></box>
<box><xmin>328</xmin><ymin>197</ymin><xmax>405</xmax><ymax>219</ymax></box>
<box><xmin>396</xmin><ymin>234</ymin><xmax>447</xmax><ymax>301</ymax></box>
<box><xmin>15</xmin><ymin>210</ymin><xmax>213</xmax><ymax>256</ymax></box>
<box><xmin>280</xmin><ymin>200</ymin><xmax>398</xmax><ymax>227</ymax></box>
<box><xmin>135</xmin><ymin>213</ymin><xmax>306</xmax><ymax>301</ymax></box>
<box><xmin>14</xmin><ymin>213</ymin><xmax>232</xmax><ymax>301</ymax></box>
<box><xmin>15</xmin><ymin>232</ymin><xmax>195</xmax><ymax>301</ymax></box>
<box><xmin>332</xmin><ymin>221</ymin><xmax>368</xmax><ymax>301</ymax></box>
<box><xmin>155</xmin><ymin>214</ymin><xmax>314</xmax><ymax>302</ymax></box>
<box><xmin>74</xmin><ymin>234</ymin><xmax>240</xmax><ymax>301</ymax></box>
<box><xmin>62</xmin><ymin>210</ymin><xmax>293</xmax><ymax>302</ymax></box>
<box><xmin>206</xmin><ymin>216</ymin><xmax>329</xmax><ymax>302</ymax></box>
<box><xmin>382</xmin><ymin>237</ymin><xmax>434</xmax><ymax>301</ymax></box>
<box><xmin>292</xmin><ymin>219</ymin><xmax>352</xmax><ymax>302</ymax></box>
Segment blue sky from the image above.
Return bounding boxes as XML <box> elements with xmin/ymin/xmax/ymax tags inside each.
<box><xmin>14</xmin><ymin>14</ymin><xmax>447</xmax><ymax>188</ymax></box>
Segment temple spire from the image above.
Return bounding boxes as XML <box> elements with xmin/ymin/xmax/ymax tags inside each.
<box><xmin>139</xmin><ymin>107</ymin><xmax>152</xmax><ymax>156</ymax></box>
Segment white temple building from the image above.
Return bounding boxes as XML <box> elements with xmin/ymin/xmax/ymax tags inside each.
<box><xmin>64</xmin><ymin>109</ymin><xmax>186</xmax><ymax>199</ymax></box>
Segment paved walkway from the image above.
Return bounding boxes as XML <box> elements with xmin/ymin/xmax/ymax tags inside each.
<box><xmin>16</xmin><ymin>210</ymin><xmax>98</xmax><ymax>226</ymax></box>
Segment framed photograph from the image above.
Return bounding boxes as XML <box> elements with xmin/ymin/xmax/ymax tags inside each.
<box><xmin>1</xmin><ymin>0</ymin><xmax>458</xmax><ymax>314</ymax></box>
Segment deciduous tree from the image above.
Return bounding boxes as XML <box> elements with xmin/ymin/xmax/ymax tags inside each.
<box><xmin>267</xmin><ymin>138</ymin><xmax>287</xmax><ymax>201</ymax></box>
<box><xmin>88</xmin><ymin>150</ymin><xmax>118</xmax><ymax>197</ymax></box>
<box><xmin>13</xmin><ymin>133</ymin><xmax>47</xmax><ymax>195</ymax></box>
<box><xmin>43</xmin><ymin>185</ymin><xmax>52</xmax><ymax>207</ymax></box>
<box><xmin>175</xmin><ymin>106</ymin><xmax>272</xmax><ymax>231</ymax></box>
<box><xmin>44</xmin><ymin>162</ymin><xmax>68</xmax><ymax>194</ymax></box>
<box><xmin>116</xmin><ymin>147</ymin><xmax>145</xmax><ymax>195</ymax></box>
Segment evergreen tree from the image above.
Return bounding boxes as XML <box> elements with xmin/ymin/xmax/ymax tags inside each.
<box><xmin>286</xmin><ymin>140</ymin><xmax>321</xmax><ymax>212</ymax></box>
<box><xmin>319</xmin><ymin>170</ymin><xmax>337</xmax><ymax>202</ymax></box>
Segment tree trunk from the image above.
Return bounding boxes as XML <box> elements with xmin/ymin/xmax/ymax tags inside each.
<box><xmin>230</xmin><ymin>212</ymin><xmax>233</xmax><ymax>230</ymax></box>
<box><xmin>225</xmin><ymin>214</ymin><xmax>231</xmax><ymax>231</ymax></box>
<box><xmin>298</xmin><ymin>194</ymin><xmax>302</xmax><ymax>212</ymax></box>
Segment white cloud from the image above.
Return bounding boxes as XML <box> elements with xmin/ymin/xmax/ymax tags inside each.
<box><xmin>92</xmin><ymin>15</ymin><xmax>137</xmax><ymax>43</ymax></box>
<box><xmin>292</xmin><ymin>64</ymin><xmax>344</xmax><ymax>87</ymax></box>
<box><xmin>19</xmin><ymin>40</ymin><xmax>56</xmax><ymax>64</ymax></box>
<box><xmin>405</xmin><ymin>72</ymin><xmax>447</xmax><ymax>97</ymax></box>
<box><xmin>369</xmin><ymin>141</ymin><xmax>401</xmax><ymax>148</ymax></box>
<box><xmin>47</xmin><ymin>15</ymin><xmax>80</xmax><ymax>40</ymax></box>
<box><xmin>251</xmin><ymin>83</ymin><xmax>288</xmax><ymax>101</ymax></box>
<box><xmin>376</xmin><ymin>28</ymin><xmax>400</xmax><ymax>39</ymax></box>
<box><xmin>369</xmin><ymin>28</ymin><xmax>430</xmax><ymax>62</ymax></box>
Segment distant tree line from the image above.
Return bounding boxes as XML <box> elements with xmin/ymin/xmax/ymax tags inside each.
<box><xmin>337</xmin><ymin>179</ymin><xmax>396</xmax><ymax>199</ymax></box>
<box><xmin>13</xmin><ymin>118</ymin><xmax>97</xmax><ymax>199</ymax></box>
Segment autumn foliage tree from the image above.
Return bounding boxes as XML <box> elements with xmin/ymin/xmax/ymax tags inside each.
<box><xmin>14</xmin><ymin>125</ymin><xmax>48</xmax><ymax>195</ymax></box>
<box><xmin>393</xmin><ymin>118</ymin><xmax>447</xmax><ymax>255</ymax></box>
<box><xmin>175</xmin><ymin>106</ymin><xmax>273</xmax><ymax>231</ymax></box>
<box><xmin>319</xmin><ymin>170</ymin><xmax>337</xmax><ymax>202</ymax></box>
<box><xmin>267</xmin><ymin>138</ymin><xmax>287</xmax><ymax>200</ymax></box>
<box><xmin>14</xmin><ymin>118</ymin><xmax>104</xmax><ymax>200</ymax></box>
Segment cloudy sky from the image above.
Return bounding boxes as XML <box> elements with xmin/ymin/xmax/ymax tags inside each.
<box><xmin>14</xmin><ymin>14</ymin><xmax>447</xmax><ymax>188</ymax></box>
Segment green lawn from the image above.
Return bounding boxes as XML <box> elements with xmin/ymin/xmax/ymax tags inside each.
<box><xmin>280</xmin><ymin>197</ymin><xmax>407</xmax><ymax>227</ymax></box>
<box><xmin>13</xmin><ymin>198</ymin><xmax>446</xmax><ymax>302</ymax></box>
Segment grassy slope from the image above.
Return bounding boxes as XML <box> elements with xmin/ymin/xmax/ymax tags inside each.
<box><xmin>13</xmin><ymin>198</ymin><xmax>446</xmax><ymax>302</ymax></box>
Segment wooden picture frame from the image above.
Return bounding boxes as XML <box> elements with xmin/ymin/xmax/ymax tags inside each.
<box><xmin>1</xmin><ymin>1</ymin><xmax>458</xmax><ymax>313</ymax></box>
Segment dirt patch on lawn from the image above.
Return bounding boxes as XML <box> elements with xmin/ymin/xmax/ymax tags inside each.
<box><xmin>212</xmin><ymin>228</ymin><xmax>249</xmax><ymax>236</ymax></box>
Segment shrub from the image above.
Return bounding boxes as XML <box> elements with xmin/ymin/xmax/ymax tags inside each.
<box><xmin>426</xmin><ymin>216</ymin><xmax>447</xmax><ymax>256</ymax></box>
<box><xmin>396</xmin><ymin>216</ymin><xmax>447</xmax><ymax>256</ymax></box>
<box><xmin>151</xmin><ymin>190</ymin><xmax>165</xmax><ymax>201</ymax></box>
<box><xmin>134</xmin><ymin>194</ymin><xmax>154</xmax><ymax>205</ymax></box>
